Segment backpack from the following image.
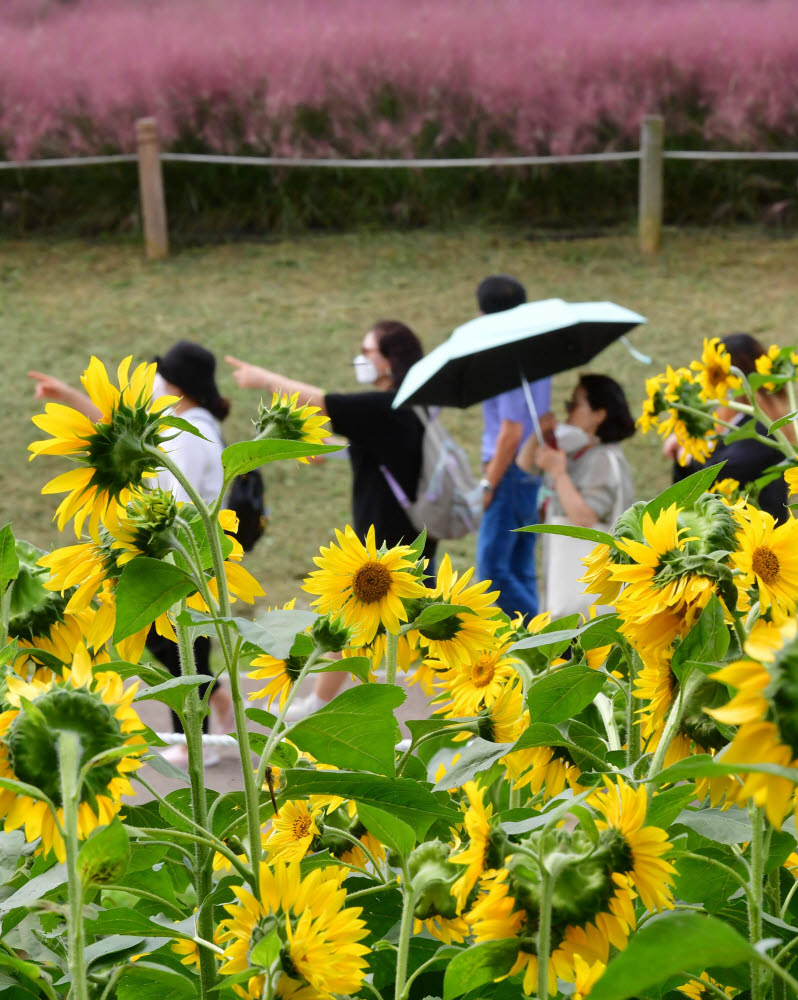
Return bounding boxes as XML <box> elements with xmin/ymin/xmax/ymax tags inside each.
<box><xmin>225</xmin><ymin>469</ymin><xmax>268</xmax><ymax>552</ymax></box>
<box><xmin>381</xmin><ymin>408</ymin><xmax>482</xmax><ymax>541</ymax></box>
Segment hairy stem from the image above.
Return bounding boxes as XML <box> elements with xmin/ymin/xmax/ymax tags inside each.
<box><xmin>59</xmin><ymin>731</ymin><xmax>89</xmax><ymax>1000</ymax></box>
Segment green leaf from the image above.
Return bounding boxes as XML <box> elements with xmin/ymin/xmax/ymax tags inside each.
<box><xmin>97</xmin><ymin>658</ymin><xmax>172</xmax><ymax>687</ymax></box>
<box><xmin>133</xmin><ymin>675</ymin><xmax>208</xmax><ymax>714</ymax></box>
<box><xmin>113</xmin><ymin>557</ymin><xmax>197</xmax><ymax>642</ymax></box>
<box><xmin>567</xmin><ymin>720</ymin><xmax>610</xmax><ymax>771</ymax></box>
<box><xmin>646</xmin><ymin>786</ymin><xmax>696</xmax><ymax>829</ymax></box>
<box><xmin>222</xmin><ymin>439</ymin><xmax>341</xmax><ymax>478</ymax></box>
<box><xmin>516</xmin><ymin>522</ymin><xmax>618</xmax><ymax>548</ymax></box>
<box><xmin>87</xmin><ymin>906</ymin><xmax>190</xmax><ymax>939</ymax></box>
<box><xmin>250</xmin><ymin>928</ymin><xmax>281</xmax><ymax>969</ymax></box>
<box><xmin>0</xmin><ymin>864</ymin><xmax>66</xmax><ymax>915</ymax></box>
<box><xmin>408</xmin><ymin>604</ymin><xmax>474</xmax><ymax>628</ymax></box>
<box><xmin>674</xmin><ymin>806</ymin><xmax>753</xmax><ymax>845</ymax></box>
<box><xmin>432</xmin><ymin>738</ymin><xmax>515</xmax><ymax>791</ymax></box>
<box><xmin>443</xmin><ymin>939</ymin><xmax>519</xmax><ymax>1000</ymax></box>
<box><xmin>283</xmin><ymin>769</ymin><xmax>457</xmax><ymax>839</ymax></box>
<box><xmin>671</xmin><ymin>595</ymin><xmax>729</xmax><ymax>683</ymax></box>
<box><xmin>286</xmin><ymin>684</ymin><xmax>404</xmax><ymax>776</ymax></box>
<box><xmin>245</xmin><ymin>706</ymin><xmax>278</xmax><ymax>728</ymax></box>
<box><xmin>356</xmin><ymin>803</ymin><xmax>415</xmax><ymax>859</ymax></box>
<box><xmin>247</xmin><ymin>731</ymin><xmax>300</xmax><ymax>771</ymax></box>
<box><xmin>0</xmin><ymin>525</ymin><xmax>19</xmax><ymax>596</ymax></box>
<box><xmin>769</xmin><ymin>410</ymin><xmax>798</xmax><ymax>433</ymax></box>
<box><xmin>77</xmin><ymin>820</ymin><xmax>130</xmax><ymax>887</ymax></box>
<box><xmin>672</xmin><ymin>853</ymin><xmax>746</xmax><ymax>912</ymax></box>
<box><xmin>644</xmin><ymin>463</ymin><xmax>725</xmax><ymax>521</ymax></box>
<box><xmin>313</xmin><ymin>656</ymin><xmax>372</xmax><ymax>683</ymax></box>
<box><xmin>512</xmin><ymin>722</ymin><xmax>573</xmax><ymax>753</ymax></box>
<box><xmin>652</xmin><ymin>754</ymin><xmax>798</xmax><ymax>786</ymax></box>
<box><xmin>527</xmin><ymin>666</ymin><xmax>606</xmax><ymax>724</ymax></box>
<box><xmin>116</xmin><ymin>964</ymin><xmax>196</xmax><ymax>1000</ymax></box>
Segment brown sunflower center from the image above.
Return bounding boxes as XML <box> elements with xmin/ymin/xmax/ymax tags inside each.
<box><xmin>352</xmin><ymin>561</ymin><xmax>392</xmax><ymax>604</ymax></box>
<box><xmin>292</xmin><ymin>815</ymin><xmax>312</xmax><ymax>839</ymax></box>
<box><xmin>471</xmin><ymin>656</ymin><xmax>495</xmax><ymax>688</ymax></box>
<box><xmin>752</xmin><ymin>546</ymin><xmax>780</xmax><ymax>584</ymax></box>
<box><xmin>707</xmin><ymin>364</ymin><xmax>726</xmax><ymax>386</ymax></box>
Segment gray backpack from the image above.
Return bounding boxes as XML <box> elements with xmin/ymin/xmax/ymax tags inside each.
<box><xmin>381</xmin><ymin>408</ymin><xmax>482</xmax><ymax>541</ymax></box>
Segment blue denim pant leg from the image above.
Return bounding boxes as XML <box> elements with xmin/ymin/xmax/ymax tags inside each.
<box><xmin>476</xmin><ymin>464</ymin><xmax>540</xmax><ymax>620</ymax></box>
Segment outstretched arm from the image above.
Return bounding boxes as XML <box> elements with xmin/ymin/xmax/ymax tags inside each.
<box><xmin>537</xmin><ymin>446</ymin><xmax>599</xmax><ymax>528</ymax></box>
<box><xmin>225</xmin><ymin>355</ymin><xmax>327</xmax><ymax>414</ymax></box>
<box><xmin>28</xmin><ymin>370</ymin><xmax>101</xmax><ymax>421</ymax></box>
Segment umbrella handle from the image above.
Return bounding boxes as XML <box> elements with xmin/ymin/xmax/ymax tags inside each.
<box><xmin>520</xmin><ymin>370</ymin><xmax>544</xmax><ymax>445</ymax></box>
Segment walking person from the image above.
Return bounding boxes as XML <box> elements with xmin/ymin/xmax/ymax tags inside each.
<box><xmin>474</xmin><ymin>275</ymin><xmax>551</xmax><ymax>620</ymax></box>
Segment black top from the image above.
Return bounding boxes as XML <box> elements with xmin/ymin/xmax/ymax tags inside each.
<box><xmin>325</xmin><ymin>390</ymin><xmax>432</xmax><ymax>549</ymax></box>
<box><xmin>672</xmin><ymin>417</ymin><xmax>788</xmax><ymax>523</ymax></box>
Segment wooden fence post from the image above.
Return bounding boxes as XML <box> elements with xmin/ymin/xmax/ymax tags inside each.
<box><xmin>638</xmin><ymin>115</ymin><xmax>664</xmax><ymax>254</ymax></box>
<box><xmin>135</xmin><ymin>117</ymin><xmax>169</xmax><ymax>259</ymax></box>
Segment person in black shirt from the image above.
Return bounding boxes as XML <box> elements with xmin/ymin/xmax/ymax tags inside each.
<box><xmin>666</xmin><ymin>333</ymin><xmax>790</xmax><ymax>522</ymax></box>
<box><xmin>227</xmin><ymin>320</ymin><xmax>436</xmax><ymax>716</ymax></box>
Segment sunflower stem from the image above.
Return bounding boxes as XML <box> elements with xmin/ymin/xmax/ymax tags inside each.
<box><xmin>324</xmin><ymin>826</ymin><xmax>389</xmax><ymax>882</ymax></box>
<box><xmin>536</xmin><ymin>868</ymin><xmax>554</xmax><ymax>1000</ymax></box>
<box><xmin>58</xmin><ymin>730</ymin><xmax>89</xmax><ymax>1000</ymax></box>
<box><xmin>175</xmin><ymin>612</ymin><xmax>217</xmax><ymax>998</ymax></box>
<box><xmin>385</xmin><ymin>631</ymin><xmax>399</xmax><ymax>687</ymax></box>
<box><xmin>645</xmin><ymin>672</ymin><xmax>692</xmax><ymax>788</ymax></box>
<box><xmin>624</xmin><ymin>650</ymin><xmax>642</xmax><ymax>768</ymax></box>
<box><xmin>394</xmin><ymin>879</ymin><xmax>418</xmax><ymax>1000</ymax></box>
<box><xmin>255</xmin><ymin>648</ymin><xmax>323</xmax><ymax>789</ymax></box>
<box><xmin>748</xmin><ymin>803</ymin><xmax>766</xmax><ymax>1000</ymax></box>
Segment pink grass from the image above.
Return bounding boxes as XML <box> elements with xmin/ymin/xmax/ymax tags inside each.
<box><xmin>1</xmin><ymin>0</ymin><xmax>797</xmax><ymax>160</ymax></box>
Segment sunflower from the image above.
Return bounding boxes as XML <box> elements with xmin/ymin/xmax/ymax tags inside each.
<box><xmin>474</xmin><ymin>680</ymin><xmax>527</xmax><ymax>745</ymax></box>
<box><xmin>38</xmin><ymin>535</ymin><xmax>120</xmax><ymax>613</ymax></box>
<box><xmin>254</xmin><ymin>391</ymin><xmax>331</xmax><ymax>462</ymax></box>
<box><xmin>580</xmin><ymin>544</ymin><xmax>622</xmax><ymax>606</ymax></box>
<box><xmin>730</xmin><ymin>506</ymin><xmax>798</xmax><ymax>620</ymax></box>
<box><xmin>171</xmin><ymin>936</ymin><xmax>200</xmax><ymax>968</ymax></box>
<box><xmin>434</xmin><ymin>642</ymin><xmax>521</xmax><ymax>718</ymax></box>
<box><xmin>589</xmin><ymin>778</ymin><xmax>676</xmax><ymax>912</ymax></box>
<box><xmin>413</xmin><ymin>913</ymin><xmax>470</xmax><ymax>944</ymax></box>
<box><xmin>449</xmin><ymin>781</ymin><xmax>501</xmax><ymax>913</ymax></box>
<box><xmin>264</xmin><ymin>799</ymin><xmax>323</xmax><ymax>863</ymax></box>
<box><xmin>573</xmin><ymin>955</ymin><xmax>606</xmax><ymax>1000</ymax></box>
<box><xmin>248</xmin><ymin>652</ymin><xmax>306</xmax><ymax>711</ymax></box>
<box><xmin>413</xmin><ymin>555</ymin><xmax>502</xmax><ymax>668</ymax></box>
<box><xmin>690</xmin><ymin>338</ymin><xmax>743</xmax><ymax>403</ymax></box>
<box><xmin>342</xmin><ymin>628</ymin><xmax>421</xmax><ymax>678</ymax></box>
<box><xmin>678</xmin><ymin>971</ymin><xmax>736</xmax><ymax>999</ymax></box>
<box><xmin>217</xmin><ymin>862</ymin><xmax>369</xmax><ymax>1000</ymax></box>
<box><xmin>0</xmin><ymin>644</ymin><xmax>146</xmax><ymax>862</ymax></box>
<box><xmin>29</xmin><ymin>356</ymin><xmax>177</xmax><ymax>538</ymax></box>
<box><xmin>508</xmin><ymin>744</ymin><xmax>583</xmax><ymax>801</ymax></box>
<box><xmin>108</xmin><ymin>488</ymin><xmax>180</xmax><ymax>566</ymax></box>
<box><xmin>303</xmin><ymin>525</ymin><xmax>426</xmax><ymax>643</ymax></box>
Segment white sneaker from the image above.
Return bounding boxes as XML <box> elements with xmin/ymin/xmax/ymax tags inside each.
<box><xmin>284</xmin><ymin>692</ymin><xmax>325</xmax><ymax>723</ymax></box>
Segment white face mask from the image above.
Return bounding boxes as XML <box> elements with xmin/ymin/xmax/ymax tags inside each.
<box><xmin>353</xmin><ymin>354</ymin><xmax>379</xmax><ymax>385</ymax></box>
<box><xmin>554</xmin><ymin>424</ymin><xmax>592</xmax><ymax>453</ymax></box>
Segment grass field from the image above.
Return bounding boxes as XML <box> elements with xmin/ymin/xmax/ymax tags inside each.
<box><xmin>2</xmin><ymin>227</ymin><xmax>797</xmax><ymax>609</ymax></box>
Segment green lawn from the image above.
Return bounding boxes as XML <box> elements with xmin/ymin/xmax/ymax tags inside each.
<box><xmin>2</xmin><ymin>228</ymin><xmax>797</xmax><ymax>608</ymax></box>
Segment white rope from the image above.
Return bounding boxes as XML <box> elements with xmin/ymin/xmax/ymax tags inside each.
<box><xmin>159</xmin><ymin>151</ymin><xmax>641</xmax><ymax>167</ymax></box>
<box><xmin>155</xmin><ymin>732</ymin><xmax>414</xmax><ymax>750</ymax></box>
<box><xmin>2</xmin><ymin>149</ymin><xmax>796</xmax><ymax>171</ymax></box>
<box><xmin>0</xmin><ymin>154</ymin><xmax>137</xmax><ymax>170</ymax></box>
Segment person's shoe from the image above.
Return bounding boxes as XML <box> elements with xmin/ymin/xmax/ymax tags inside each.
<box><xmin>284</xmin><ymin>692</ymin><xmax>325</xmax><ymax>723</ymax></box>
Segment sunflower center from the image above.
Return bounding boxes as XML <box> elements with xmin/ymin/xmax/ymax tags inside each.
<box><xmin>752</xmin><ymin>546</ymin><xmax>780</xmax><ymax>584</ymax></box>
<box><xmin>292</xmin><ymin>815</ymin><xmax>312</xmax><ymax>839</ymax></box>
<box><xmin>8</xmin><ymin>687</ymin><xmax>127</xmax><ymax>807</ymax></box>
<box><xmin>352</xmin><ymin>561</ymin><xmax>392</xmax><ymax>604</ymax></box>
<box><xmin>471</xmin><ymin>656</ymin><xmax>495</xmax><ymax>688</ymax></box>
<box><xmin>707</xmin><ymin>365</ymin><xmax>725</xmax><ymax>386</ymax></box>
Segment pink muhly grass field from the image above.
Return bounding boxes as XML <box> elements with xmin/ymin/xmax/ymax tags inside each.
<box><xmin>1</xmin><ymin>0</ymin><xmax>797</xmax><ymax>161</ymax></box>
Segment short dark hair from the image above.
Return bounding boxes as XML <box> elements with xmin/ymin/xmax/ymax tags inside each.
<box><xmin>476</xmin><ymin>275</ymin><xmax>527</xmax><ymax>314</ymax></box>
<box><xmin>373</xmin><ymin>320</ymin><xmax>424</xmax><ymax>388</ymax></box>
<box><xmin>720</xmin><ymin>332</ymin><xmax>767</xmax><ymax>376</ymax></box>
<box><xmin>579</xmin><ymin>373</ymin><xmax>635</xmax><ymax>443</ymax></box>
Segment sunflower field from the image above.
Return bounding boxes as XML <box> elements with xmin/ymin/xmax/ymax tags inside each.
<box><xmin>3</xmin><ymin>340</ymin><xmax>798</xmax><ymax>1000</ymax></box>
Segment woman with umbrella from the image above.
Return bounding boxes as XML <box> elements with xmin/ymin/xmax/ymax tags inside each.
<box><xmin>517</xmin><ymin>373</ymin><xmax>636</xmax><ymax>620</ymax></box>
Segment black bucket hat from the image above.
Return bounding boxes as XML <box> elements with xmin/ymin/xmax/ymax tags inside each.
<box><xmin>153</xmin><ymin>341</ymin><xmax>223</xmax><ymax>411</ymax></box>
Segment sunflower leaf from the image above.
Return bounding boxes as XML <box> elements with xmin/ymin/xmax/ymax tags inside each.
<box><xmin>644</xmin><ymin>463</ymin><xmax>726</xmax><ymax>520</ymax></box>
<box><xmin>285</xmin><ymin>684</ymin><xmax>404</xmax><ymax>776</ymax></box>
<box><xmin>283</xmin><ymin>770</ymin><xmax>457</xmax><ymax>839</ymax></box>
<box><xmin>527</xmin><ymin>666</ymin><xmax>606</xmax><ymax>725</ymax></box>
<box><xmin>357</xmin><ymin>803</ymin><xmax>416</xmax><ymax>859</ymax></box>
<box><xmin>442</xmin><ymin>939</ymin><xmax>519</xmax><ymax>1000</ymax></box>
<box><xmin>432</xmin><ymin>737</ymin><xmax>515</xmax><ymax>791</ymax></box>
<box><xmin>0</xmin><ymin>523</ymin><xmax>19</xmax><ymax>596</ymax></box>
<box><xmin>78</xmin><ymin>820</ymin><xmax>130</xmax><ymax>888</ymax></box>
<box><xmin>671</xmin><ymin>595</ymin><xmax>729</xmax><ymax>682</ymax></box>
<box><xmin>222</xmin><ymin>439</ymin><xmax>341</xmax><ymax>479</ymax></box>
<box><xmin>407</xmin><ymin>604</ymin><xmax>474</xmax><ymax>628</ymax></box>
<box><xmin>133</xmin><ymin>675</ymin><xmax>208</xmax><ymax>714</ymax></box>
<box><xmin>588</xmin><ymin>912</ymin><xmax>757</xmax><ymax>1000</ymax></box>
<box><xmin>113</xmin><ymin>558</ymin><xmax>197</xmax><ymax>642</ymax></box>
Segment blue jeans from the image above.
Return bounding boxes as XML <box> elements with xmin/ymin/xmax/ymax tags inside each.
<box><xmin>476</xmin><ymin>464</ymin><xmax>540</xmax><ymax>620</ymax></box>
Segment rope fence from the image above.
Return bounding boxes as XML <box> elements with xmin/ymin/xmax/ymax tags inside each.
<box><xmin>2</xmin><ymin>114</ymin><xmax>797</xmax><ymax>256</ymax></box>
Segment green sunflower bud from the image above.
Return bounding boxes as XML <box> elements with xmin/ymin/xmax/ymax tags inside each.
<box><xmin>311</xmin><ymin>615</ymin><xmax>354</xmax><ymax>653</ymax></box>
<box><xmin>254</xmin><ymin>397</ymin><xmax>307</xmax><ymax>441</ymax></box>
<box><xmin>407</xmin><ymin>840</ymin><xmax>460</xmax><ymax>920</ymax></box>
<box><xmin>8</xmin><ymin>686</ymin><xmax>129</xmax><ymax>810</ymax></box>
<box><xmin>87</xmin><ymin>401</ymin><xmax>167</xmax><ymax>497</ymax></box>
<box><xmin>8</xmin><ymin>541</ymin><xmax>69</xmax><ymax>643</ymax></box>
<box><xmin>314</xmin><ymin>804</ymin><xmax>352</xmax><ymax>857</ymax></box>
<box><xmin>117</xmin><ymin>489</ymin><xmax>179</xmax><ymax>560</ymax></box>
<box><xmin>678</xmin><ymin>495</ymin><xmax>737</xmax><ymax>556</ymax></box>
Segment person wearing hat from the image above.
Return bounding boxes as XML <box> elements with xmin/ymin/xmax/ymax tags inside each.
<box><xmin>29</xmin><ymin>341</ymin><xmax>236</xmax><ymax>767</ymax></box>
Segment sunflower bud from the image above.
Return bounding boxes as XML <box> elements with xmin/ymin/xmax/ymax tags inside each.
<box><xmin>311</xmin><ymin>615</ymin><xmax>354</xmax><ymax>653</ymax></box>
<box><xmin>407</xmin><ymin>840</ymin><xmax>460</xmax><ymax>920</ymax></box>
<box><xmin>678</xmin><ymin>495</ymin><xmax>737</xmax><ymax>555</ymax></box>
<box><xmin>114</xmin><ymin>489</ymin><xmax>179</xmax><ymax>561</ymax></box>
<box><xmin>8</xmin><ymin>540</ymin><xmax>69</xmax><ymax>642</ymax></box>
